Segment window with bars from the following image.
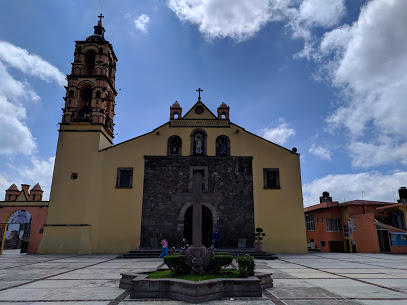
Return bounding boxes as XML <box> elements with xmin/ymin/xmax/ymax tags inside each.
<box><xmin>326</xmin><ymin>218</ymin><xmax>342</xmax><ymax>232</ymax></box>
<box><xmin>263</xmin><ymin>168</ymin><xmax>280</xmax><ymax>189</ymax></box>
<box><xmin>305</xmin><ymin>214</ymin><xmax>315</xmax><ymax>231</ymax></box>
<box><xmin>116</xmin><ymin>167</ymin><xmax>133</xmax><ymax>188</ymax></box>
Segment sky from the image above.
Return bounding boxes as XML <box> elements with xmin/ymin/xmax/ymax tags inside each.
<box><xmin>0</xmin><ymin>0</ymin><xmax>406</xmax><ymax>207</ymax></box>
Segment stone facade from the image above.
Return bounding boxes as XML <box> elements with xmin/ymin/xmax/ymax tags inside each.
<box><xmin>140</xmin><ymin>156</ymin><xmax>255</xmax><ymax>249</ymax></box>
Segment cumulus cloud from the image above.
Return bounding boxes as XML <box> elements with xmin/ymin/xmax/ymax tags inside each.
<box><xmin>309</xmin><ymin>144</ymin><xmax>332</xmax><ymax>160</ymax></box>
<box><xmin>261</xmin><ymin>118</ymin><xmax>296</xmax><ymax>145</ymax></box>
<box><xmin>3</xmin><ymin>156</ymin><xmax>55</xmax><ymax>201</ymax></box>
<box><xmin>0</xmin><ymin>62</ymin><xmax>37</xmax><ymax>155</ymax></box>
<box><xmin>308</xmin><ymin>0</ymin><xmax>407</xmax><ymax>168</ymax></box>
<box><xmin>167</xmin><ymin>0</ymin><xmax>345</xmax><ymax>41</ymax></box>
<box><xmin>168</xmin><ymin>0</ymin><xmax>276</xmax><ymax>41</ymax></box>
<box><xmin>303</xmin><ymin>171</ymin><xmax>407</xmax><ymax>207</ymax></box>
<box><xmin>289</xmin><ymin>0</ymin><xmax>346</xmax><ymax>40</ymax></box>
<box><xmin>16</xmin><ymin>156</ymin><xmax>55</xmax><ymax>187</ymax></box>
<box><xmin>134</xmin><ymin>14</ymin><xmax>150</xmax><ymax>33</ymax></box>
<box><xmin>0</xmin><ymin>41</ymin><xmax>64</xmax><ymax>156</ymax></box>
<box><xmin>0</xmin><ymin>41</ymin><xmax>66</xmax><ymax>86</ymax></box>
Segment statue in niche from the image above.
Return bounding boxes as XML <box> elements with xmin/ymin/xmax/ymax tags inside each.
<box><xmin>194</xmin><ymin>133</ymin><xmax>203</xmax><ymax>155</ymax></box>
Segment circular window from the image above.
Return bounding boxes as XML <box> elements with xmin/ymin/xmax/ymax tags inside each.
<box><xmin>195</xmin><ymin>105</ymin><xmax>204</xmax><ymax>114</ymax></box>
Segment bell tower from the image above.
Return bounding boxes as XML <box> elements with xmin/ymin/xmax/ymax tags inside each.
<box><xmin>38</xmin><ymin>16</ymin><xmax>119</xmax><ymax>254</ymax></box>
<box><xmin>62</xmin><ymin>14</ymin><xmax>117</xmax><ymax>142</ymax></box>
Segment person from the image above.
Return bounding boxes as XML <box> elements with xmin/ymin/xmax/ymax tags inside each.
<box><xmin>213</xmin><ymin>229</ymin><xmax>220</xmax><ymax>249</ymax></box>
<box><xmin>158</xmin><ymin>238</ymin><xmax>168</xmax><ymax>258</ymax></box>
<box><xmin>181</xmin><ymin>237</ymin><xmax>189</xmax><ymax>251</ymax></box>
<box><xmin>171</xmin><ymin>247</ymin><xmax>176</xmax><ymax>255</ymax></box>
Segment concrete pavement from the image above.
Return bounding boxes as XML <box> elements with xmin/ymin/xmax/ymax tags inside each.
<box><xmin>1</xmin><ymin>250</ymin><xmax>407</xmax><ymax>304</ymax></box>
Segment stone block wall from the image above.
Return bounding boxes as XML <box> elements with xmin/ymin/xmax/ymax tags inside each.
<box><xmin>140</xmin><ymin>156</ymin><xmax>255</xmax><ymax>249</ymax></box>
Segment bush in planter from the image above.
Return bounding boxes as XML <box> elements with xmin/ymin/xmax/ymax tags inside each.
<box><xmin>163</xmin><ymin>254</ymin><xmax>190</xmax><ymax>275</ymax></box>
<box><xmin>208</xmin><ymin>254</ymin><xmax>233</xmax><ymax>274</ymax></box>
<box><xmin>214</xmin><ymin>251</ymin><xmax>231</xmax><ymax>256</ymax></box>
<box><xmin>236</xmin><ymin>255</ymin><xmax>255</xmax><ymax>277</ymax></box>
<box><xmin>254</xmin><ymin>227</ymin><xmax>266</xmax><ymax>242</ymax></box>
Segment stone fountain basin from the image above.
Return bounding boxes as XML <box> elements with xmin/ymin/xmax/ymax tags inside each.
<box><xmin>120</xmin><ymin>270</ymin><xmax>273</xmax><ymax>303</ymax></box>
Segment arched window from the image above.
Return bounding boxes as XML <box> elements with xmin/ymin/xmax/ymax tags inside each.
<box><xmin>84</xmin><ymin>50</ymin><xmax>96</xmax><ymax>75</ymax></box>
<box><xmin>168</xmin><ymin>136</ymin><xmax>182</xmax><ymax>156</ymax></box>
<box><xmin>77</xmin><ymin>84</ymin><xmax>93</xmax><ymax>121</ymax></box>
<box><xmin>190</xmin><ymin>128</ymin><xmax>207</xmax><ymax>156</ymax></box>
<box><xmin>216</xmin><ymin>135</ymin><xmax>230</xmax><ymax>156</ymax></box>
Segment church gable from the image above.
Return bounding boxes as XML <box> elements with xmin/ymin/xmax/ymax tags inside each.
<box><xmin>15</xmin><ymin>191</ymin><xmax>28</xmax><ymax>202</ymax></box>
<box><xmin>182</xmin><ymin>101</ymin><xmax>217</xmax><ymax>120</ymax></box>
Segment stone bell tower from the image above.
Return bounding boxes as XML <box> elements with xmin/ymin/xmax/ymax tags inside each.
<box><xmin>62</xmin><ymin>14</ymin><xmax>117</xmax><ymax>142</ymax></box>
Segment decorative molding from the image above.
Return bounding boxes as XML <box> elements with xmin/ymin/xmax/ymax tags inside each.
<box><xmin>170</xmin><ymin>119</ymin><xmax>230</xmax><ymax>128</ymax></box>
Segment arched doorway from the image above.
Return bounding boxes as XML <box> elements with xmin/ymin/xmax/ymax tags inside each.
<box><xmin>184</xmin><ymin>205</ymin><xmax>213</xmax><ymax>247</ymax></box>
<box><xmin>1</xmin><ymin>210</ymin><xmax>32</xmax><ymax>254</ymax></box>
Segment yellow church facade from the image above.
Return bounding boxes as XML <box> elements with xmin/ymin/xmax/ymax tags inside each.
<box><xmin>38</xmin><ymin>17</ymin><xmax>307</xmax><ymax>255</ymax></box>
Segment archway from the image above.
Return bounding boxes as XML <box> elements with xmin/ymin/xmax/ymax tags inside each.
<box><xmin>0</xmin><ymin>210</ymin><xmax>32</xmax><ymax>254</ymax></box>
<box><xmin>184</xmin><ymin>205</ymin><xmax>213</xmax><ymax>247</ymax></box>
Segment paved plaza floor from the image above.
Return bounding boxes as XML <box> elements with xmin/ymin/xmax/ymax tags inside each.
<box><xmin>0</xmin><ymin>250</ymin><xmax>407</xmax><ymax>304</ymax></box>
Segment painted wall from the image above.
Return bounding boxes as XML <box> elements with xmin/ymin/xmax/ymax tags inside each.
<box><xmin>0</xmin><ymin>204</ymin><xmax>48</xmax><ymax>254</ymax></box>
<box><xmin>39</xmin><ymin>104</ymin><xmax>307</xmax><ymax>254</ymax></box>
<box><xmin>305</xmin><ymin>207</ymin><xmax>345</xmax><ymax>252</ymax></box>
<box><xmin>352</xmin><ymin>213</ymin><xmax>380</xmax><ymax>253</ymax></box>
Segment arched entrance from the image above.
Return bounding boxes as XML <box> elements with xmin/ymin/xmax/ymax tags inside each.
<box><xmin>184</xmin><ymin>205</ymin><xmax>213</xmax><ymax>247</ymax></box>
<box><xmin>0</xmin><ymin>210</ymin><xmax>32</xmax><ymax>254</ymax></box>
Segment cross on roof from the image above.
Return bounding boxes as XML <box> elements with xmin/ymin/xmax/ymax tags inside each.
<box><xmin>196</xmin><ymin>88</ymin><xmax>203</xmax><ymax>101</ymax></box>
<box><xmin>98</xmin><ymin>13</ymin><xmax>104</xmax><ymax>23</ymax></box>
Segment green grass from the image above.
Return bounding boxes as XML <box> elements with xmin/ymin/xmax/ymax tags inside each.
<box><xmin>147</xmin><ymin>269</ymin><xmax>241</xmax><ymax>281</ymax></box>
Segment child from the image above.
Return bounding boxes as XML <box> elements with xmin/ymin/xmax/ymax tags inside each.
<box><xmin>171</xmin><ymin>247</ymin><xmax>176</xmax><ymax>255</ymax></box>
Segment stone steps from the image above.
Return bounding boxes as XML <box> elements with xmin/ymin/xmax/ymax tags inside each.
<box><xmin>117</xmin><ymin>248</ymin><xmax>278</xmax><ymax>260</ymax></box>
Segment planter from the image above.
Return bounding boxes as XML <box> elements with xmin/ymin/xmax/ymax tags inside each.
<box><xmin>119</xmin><ymin>270</ymin><xmax>273</xmax><ymax>303</ymax></box>
<box><xmin>254</xmin><ymin>242</ymin><xmax>263</xmax><ymax>252</ymax></box>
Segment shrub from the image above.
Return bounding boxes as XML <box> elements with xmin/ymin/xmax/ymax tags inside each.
<box><xmin>208</xmin><ymin>254</ymin><xmax>233</xmax><ymax>274</ymax></box>
<box><xmin>163</xmin><ymin>255</ymin><xmax>190</xmax><ymax>275</ymax></box>
<box><xmin>214</xmin><ymin>251</ymin><xmax>231</xmax><ymax>256</ymax></box>
<box><xmin>236</xmin><ymin>255</ymin><xmax>255</xmax><ymax>277</ymax></box>
<box><xmin>254</xmin><ymin>227</ymin><xmax>266</xmax><ymax>242</ymax></box>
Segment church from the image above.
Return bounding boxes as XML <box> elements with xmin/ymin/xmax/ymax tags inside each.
<box><xmin>38</xmin><ymin>16</ymin><xmax>307</xmax><ymax>255</ymax></box>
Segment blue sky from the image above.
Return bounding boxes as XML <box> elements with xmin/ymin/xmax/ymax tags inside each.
<box><xmin>0</xmin><ymin>0</ymin><xmax>406</xmax><ymax>206</ymax></box>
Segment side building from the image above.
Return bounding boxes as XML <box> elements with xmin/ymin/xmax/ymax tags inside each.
<box><xmin>0</xmin><ymin>184</ymin><xmax>48</xmax><ymax>254</ymax></box>
<box><xmin>304</xmin><ymin>190</ymin><xmax>407</xmax><ymax>254</ymax></box>
<box><xmin>37</xmin><ymin>17</ymin><xmax>307</xmax><ymax>255</ymax></box>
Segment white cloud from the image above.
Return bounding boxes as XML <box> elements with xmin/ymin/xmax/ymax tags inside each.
<box><xmin>167</xmin><ymin>0</ymin><xmax>286</xmax><ymax>41</ymax></box>
<box><xmin>17</xmin><ymin>156</ymin><xmax>55</xmax><ymax>188</ymax></box>
<box><xmin>261</xmin><ymin>118</ymin><xmax>296</xmax><ymax>145</ymax></box>
<box><xmin>303</xmin><ymin>171</ymin><xmax>407</xmax><ymax>207</ymax></box>
<box><xmin>167</xmin><ymin>0</ymin><xmax>345</xmax><ymax>41</ymax></box>
<box><xmin>309</xmin><ymin>144</ymin><xmax>332</xmax><ymax>160</ymax></box>
<box><xmin>4</xmin><ymin>156</ymin><xmax>55</xmax><ymax>201</ymax></box>
<box><xmin>0</xmin><ymin>62</ymin><xmax>37</xmax><ymax>155</ymax></box>
<box><xmin>0</xmin><ymin>42</ymin><xmax>64</xmax><ymax>156</ymax></box>
<box><xmin>134</xmin><ymin>14</ymin><xmax>150</xmax><ymax>33</ymax></box>
<box><xmin>301</xmin><ymin>0</ymin><xmax>407</xmax><ymax>168</ymax></box>
<box><xmin>298</xmin><ymin>0</ymin><xmax>345</xmax><ymax>29</ymax></box>
<box><xmin>349</xmin><ymin>140</ymin><xmax>407</xmax><ymax>168</ymax></box>
<box><xmin>0</xmin><ymin>41</ymin><xmax>66</xmax><ymax>86</ymax></box>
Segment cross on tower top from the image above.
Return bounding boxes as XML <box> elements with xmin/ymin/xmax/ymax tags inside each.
<box><xmin>196</xmin><ymin>88</ymin><xmax>203</xmax><ymax>102</ymax></box>
<box><xmin>98</xmin><ymin>13</ymin><xmax>104</xmax><ymax>23</ymax></box>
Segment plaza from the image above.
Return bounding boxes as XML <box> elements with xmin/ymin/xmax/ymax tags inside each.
<box><xmin>0</xmin><ymin>251</ymin><xmax>407</xmax><ymax>304</ymax></box>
